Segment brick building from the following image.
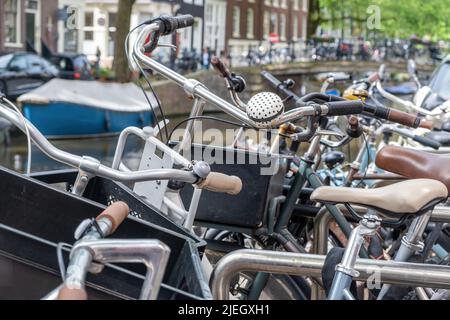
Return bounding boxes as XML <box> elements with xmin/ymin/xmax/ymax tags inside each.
<box><xmin>225</xmin><ymin>0</ymin><xmax>308</xmax><ymax>61</ymax></box>
<box><xmin>0</xmin><ymin>0</ymin><xmax>59</xmax><ymax>54</ymax></box>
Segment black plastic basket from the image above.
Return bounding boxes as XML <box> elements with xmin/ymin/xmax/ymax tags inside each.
<box><xmin>178</xmin><ymin>144</ymin><xmax>286</xmax><ymax>230</ymax></box>
<box><xmin>0</xmin><ymin>166</ymin><xmax>211</xmax><ymax>300</ymax></box>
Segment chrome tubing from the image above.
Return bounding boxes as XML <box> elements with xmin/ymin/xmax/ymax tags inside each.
<box><xmin>132</xmin><ymin>24</ymin><xmax>331</xmax><ymax>129</ymax></box>
<box><xmin>72</xmin><ymin>239</ymin><xmax>171</xmax><ymax>300</ymax></box>
<box><xmin>132</xmin><ymin>24</ymin><xmax>254</xmax><ymax>127</ymax></box>
<box><xmin>0</xmin><ymin>106</ymin><xmax>198</xmax><ymax>184</ymax></box>
<box><xmin>376</xmin><ymin>81</ymin><xmax>442</xmax><ymax>117</ymax></box>
<box><xmin>210</xmin><ymin>249</ymin><xmax>450</xmax><ymax>300</ymax></box>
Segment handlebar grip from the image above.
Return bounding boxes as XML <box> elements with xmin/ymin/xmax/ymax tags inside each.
<box><xmin>332</xmin><ymin>73</ymin><xmax>352</xmax><ymax>82</ymax></box>
<box><xmin>367</xmin><ymin>72</ymin><xmax>381</xmax><ymax>83</ymax></box>
<box><xmin>157</xmin><ymin>15</ymin><xmax>194</xmax><ymax>35</ymax></box>
<box><xmin>211</xmin><ymin>56</ymin><xmax>231</xmax><ymax>78</ymax></box>
<box><xmin>413</xmin><ymin>135</ymin><xmax>441</xmax><ymax>150</ymax></box>
<box><xmin>387</xmin><ymin>109</ymin><xmax>421</xmax><ymax>128</ymax></box>
<box><xmin>261</xmin><ymin>71</ymin><xmax>283</xmax><ymax>89</ymax></box>
<box><xmin>420</xmin><ymin>119</ymin><xmax>433</xmax><ymax>130</ymax></box>
<box><xmin>362</xmin><ymin>104</ymin><xmax>421</xmax><ymax>128</ymax></box>
<box><xmin>96</xmin><ymin>201</ymin><xmax>130</xmax><ymax>234</ymax></box>
<box><xmin>325</xmin><ymin>101</ymin><xmax>364</xmax><ymax>116</ymax></box>
<box><xmin>197</xmin><ymin>173</ymin><xmax>243</xmax><ymax>195</ymax></box>
<box><xmin>57</xmin><ymin>286</ymin><xmax>88</xmax><ymax>301</ymax></box>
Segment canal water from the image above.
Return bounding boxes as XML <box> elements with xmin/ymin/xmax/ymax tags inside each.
<box><xmin>0</xmin><ymin>70</ymin><xmax>417</xmax><ymax>174</ymax></box>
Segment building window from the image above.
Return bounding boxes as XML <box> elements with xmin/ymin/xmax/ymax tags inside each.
<box><xmin>232</xmin><ymin>6</ymin><xmax>240</xmax><ymax>38</ymax></box>
<box><xmin>108</xmin><ymin>13</ymin><xmax>117</xmax><ymax>56</ymax></box>
<box><xmin>280</xmin><ymin>14</ymin><xmax>286</xmax><ymax>40</ymax></box>
<box><xmin>281</xmin><ymin>0</ymin><xmax>287</xmax><ymax>8</ymax></box>
<box><xmin>273</xmin><ymin>0</ymin><xmax>280</xmax><ymax>7</ymax></box>
<box><xmin>270</xmin><ymin>13</ymin><xmax>278</xmax><ymax>34</ymax></box>
<box><xmin>264</xmin><ymin>0</ymin><xmax>271</xmax><ymax>6</ymax></box>
<box><xmin>84</xmin><ymin>12</ymin><xmax>94</xmax><ymax>42</ymax></box>
<box><xmin>302</xmin><ymin>0</ymin><xmax>308</xmax><ymax>12</ymax></box>
<box><xmin>85</xmin><ymin>12</ymin><xmax>94</xmax><ymax>27</ymax></box>
<box><xmin>263</xmin><ymin>11</ymin><xmax>270</xmax><ymax>39</ymax></box>
<box><xmin>294</xmin><ymin>0</ymin><xmax>300</xmax><ymax>10</ymax></box>
<box><xmin>4</xmin><ymin>0</ymin><xmax>21</xmax><ymax>45</ymax></box>
<box><xmin>293</xmin><ymin>16</ymin><xmax>299</xmax><ymax>40</ymax></box>
<box><xmin>302</xmin><ymin>15</ymin><xmax>308</xmax><ymax>39</ymax></box>
<box><xmin>85</xmin><ymin>31</ymin><xmax>94</xmax><ymax>41</ymax></box>
<box><xmin>247</xmin><ymin>8</ymin><xmax>254</xmax><ymax>38</ymax></box>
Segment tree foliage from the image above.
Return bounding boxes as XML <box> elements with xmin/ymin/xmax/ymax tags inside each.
<box><xmin>308</xmin><ymin>0</ymin><xmax>450</xmax><ymax>40</ymax></box>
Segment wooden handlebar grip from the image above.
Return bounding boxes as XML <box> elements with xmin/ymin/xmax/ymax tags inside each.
<box><xmin>197</xmin><ymin>173</ymin><xmax>243</xmax><ymax>195</ymax></box>
<box><xmin>388</xmin><ymin>109</ymin><xmax>421</xmax><ymax>128</ymax></box>
<box><xmin>96</xmin><ymin>201</ymin><xmax>130</xmax><ymax>234</ymax></box>
<box><xmin>211</xmin><ymin>56</ymin><xmax>231</xmax><ymax>78</ymax></box>
<box><xmin>419</xmin><ymin>119</ymin><xmax>433</xmax><ymax>130</ymax></box>
<box><xmin>57</xmin><ymin>286</ymin><xmax>88</xmax><ymax>301</ymax></box>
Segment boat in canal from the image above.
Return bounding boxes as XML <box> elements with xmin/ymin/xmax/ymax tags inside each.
<box><xmin>17</xmin><ymin>79</ymin><xmax>154</xmax><ymax>139</ymax></box>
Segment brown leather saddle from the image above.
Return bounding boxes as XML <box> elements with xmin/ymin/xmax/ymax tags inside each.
<box><xmin>376</xmin><ymin>145</ymin><xmax>450</xmax><ymax>193</ymax></box>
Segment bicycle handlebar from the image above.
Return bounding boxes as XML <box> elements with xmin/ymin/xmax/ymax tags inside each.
<box><xmin>362</xmin><ymin>103</ymin><xmax>422</xmax><ymax>128</ymax></box>
<box><xmin>57</xmin><ymin>202</ymin><xmax>130</xmax><ymax>300</ymax></box>
<box><xmin>261</xmin><ymin>71</ymin><xmax>300</xmax><ymax>101</ymax></box>
<box><xmin>197</xmin><ymin>172</ymin><xmax>243</xmax><ymax>195</ymax></box>
<box><xmin>211</xmin><ymin>56</ymin><xmax>231</xmax><ymax>79</ymax></box>
<box><xmin>96</xmin><ymin>201</ymin><xmax>130</xmax><ymax>234</ymax></box>
<box><xmin>326</xmin><ymin>101</ymin><xmax>364</xmax><ymax>116</ymax></box>
<box><xmin>57</xmin><ymin>286</ymin><xmax>88</xmax><ymax>301</ymax></box>
<box><xmin>0</xmin><ymin>105</ymin><xmax>246</xmax><ymax>191</ymax></box>
<box><xmin>154</xmin><ymin>15</ymin><xmax>194</xmax><ymax>36</ymax></box>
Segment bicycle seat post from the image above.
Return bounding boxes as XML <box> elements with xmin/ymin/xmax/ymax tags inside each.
<box><xmin>328</xmin><ymin>210</ymin><xmax>382</xmax><ymax>300</ymax></box>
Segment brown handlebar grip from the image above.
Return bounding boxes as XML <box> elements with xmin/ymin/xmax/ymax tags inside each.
<box><xmin>367</xmin><ymin>72</ymin><xmax>380</xmax><ymax>83</ymax></box>
<box><xmin>197</xmin><ymin>172</ymin><xmax>243</xmax><ymax>195</ymax></box>
<box><xmin>96</xmin><ymin>201</ymin><xmax>130</xmax><ymax>234</ymax></box>
<box><xmin>388</xmin><ymin>109</ymin><xmax>421</xmax><ymax>128</ymax></box>
<box><xmin>419</xmin><ymin>119</ymin><xmax>433</xmax><ymax>130</ymax></box>
<box><xmin>57</xmin><ymin>286</ymin><xmax>88</xmax><ymax>301</ymax></box>
<box><xmin>211</xmin><ymin>56</ymin><xmax>231</xmax><ymax>78</ymax></box>
<box><xmin>348</xmin><ymin>115</ymin><xmax>359</xmax><ymax>129</ymax></box>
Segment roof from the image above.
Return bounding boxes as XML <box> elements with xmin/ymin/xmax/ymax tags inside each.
<box><xmin>17</xmin><ymin>79</ymin><xmax>157</xmax><ymax>113</ymax></box>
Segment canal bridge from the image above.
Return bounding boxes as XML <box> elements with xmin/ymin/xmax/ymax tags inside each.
<box><xmin>152</xmin><ymin>61</ymin><xmax>435</xmax><ymax>117</ymax></box>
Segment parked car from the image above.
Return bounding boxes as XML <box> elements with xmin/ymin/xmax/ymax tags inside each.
<box><xmin>0</xmin><ymin>52</ymin><xmax>59</xmax><ymax>100</ymax></box>
<box><xmin>49</xmin><ymin>53</ymin><xmax>94</xmax><ymax>80</ymax></box>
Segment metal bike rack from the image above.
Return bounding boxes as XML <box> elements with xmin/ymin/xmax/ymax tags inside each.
<box><xmin>210</xmin><ymin>249</ymin><xmax>450</xmax><ymax>300</ymax></box>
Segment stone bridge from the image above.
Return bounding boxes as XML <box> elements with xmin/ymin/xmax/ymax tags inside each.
<box><xmin>151</xmin><ymin>61</ymin><xmax>434</xmax><ymax>117</ymax></box>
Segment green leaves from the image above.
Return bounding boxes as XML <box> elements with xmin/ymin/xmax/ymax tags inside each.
<box><xmin>312</xmin><ymin>0</ymin><xmax>450</xmax><ymax>40</ymax></box>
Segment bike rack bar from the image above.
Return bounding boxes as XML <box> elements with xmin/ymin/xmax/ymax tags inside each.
<box><xmin>210</xmin><ymin>249</ymin><xmax>450</xmax><ymax>300</ymax></box>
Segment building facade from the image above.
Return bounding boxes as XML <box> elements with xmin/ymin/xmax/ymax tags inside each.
<box><xmin>203</xmin><ymin>0</ymin><xmax>227</xmax><ymax>56</ymax></box>
<box><xmin>82</xmin><ymin>0</ymin><xmax>173</xmax><ymax>67</ymax></box>
<box><xmin>225</xmin><ymin>0</ymin><xmax>308</xmax><ymax>61</ymax></box>
<box><xmin>0</xmin><ymin>0</ymin><xmax>59</xmax><ymax>54</ymax></box>
<box><xmin>172</xmin><ymin>0</ymin><xmax>205</xmax><ymax>55</ymax></box>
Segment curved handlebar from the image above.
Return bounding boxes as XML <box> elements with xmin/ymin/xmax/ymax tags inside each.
<box><xmin>155</xmin><ymin>15</ymin><xmax>194</xmax><ymax>36</ymax></box>
<box><xmin>0</xmin><ymin>105</ymin><xmax>203</xmax><ymax>184</ymax></box>
<box><xmin>362</xmin><ymin>103</ymin><xmax>422</xmax><ymax>128</ymax></box>
<box><xmin>211</xmin><ymin>56</ymin><xmax>231</xmax><ymax>79</ymax></box>
<box><xmin>197</xmin><ymin>172</ymin><xmax>243</xmax><ymax>195</ymax></box>
<box><xmin>96</xmin><ymin>201</ymin><xmax>130</xmax><ymax>235</ymax></box>
<box><xmin>57</xmin><ymin>286</ymin><xmax>88</xmax><ymax>301</ymax></box>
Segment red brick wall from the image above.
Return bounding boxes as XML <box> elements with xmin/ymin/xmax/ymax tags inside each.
<box><xmin>0</xmin><ymin>0</ymin><xmax>58</xmax><ymax>53</ymax></box>
<box><xmin>225</xmin><ymin>0</ymin><xmax>308</xmax><ymax>44</ymax></box>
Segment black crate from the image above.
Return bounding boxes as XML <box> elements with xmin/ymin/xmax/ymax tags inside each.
<box><xmin>179</xmin><ymin>144</ymin><xmax>286</xmax><ymax>229</ymax></box>
<box><xmin>0</xmin><ymin>166</ymin><xmax>211</xmax><ymax>300</ymax></box>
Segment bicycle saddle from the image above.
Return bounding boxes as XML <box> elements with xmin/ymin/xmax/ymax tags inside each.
<box><xmin>311</xmin><ymin>179</ymin><xmax>447</xmax><ymax>216</ymax></box>
<box><xmin>376</xmin><ymin>146</ymin><xmax>450</xmax><ymax>192</ymax></box>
